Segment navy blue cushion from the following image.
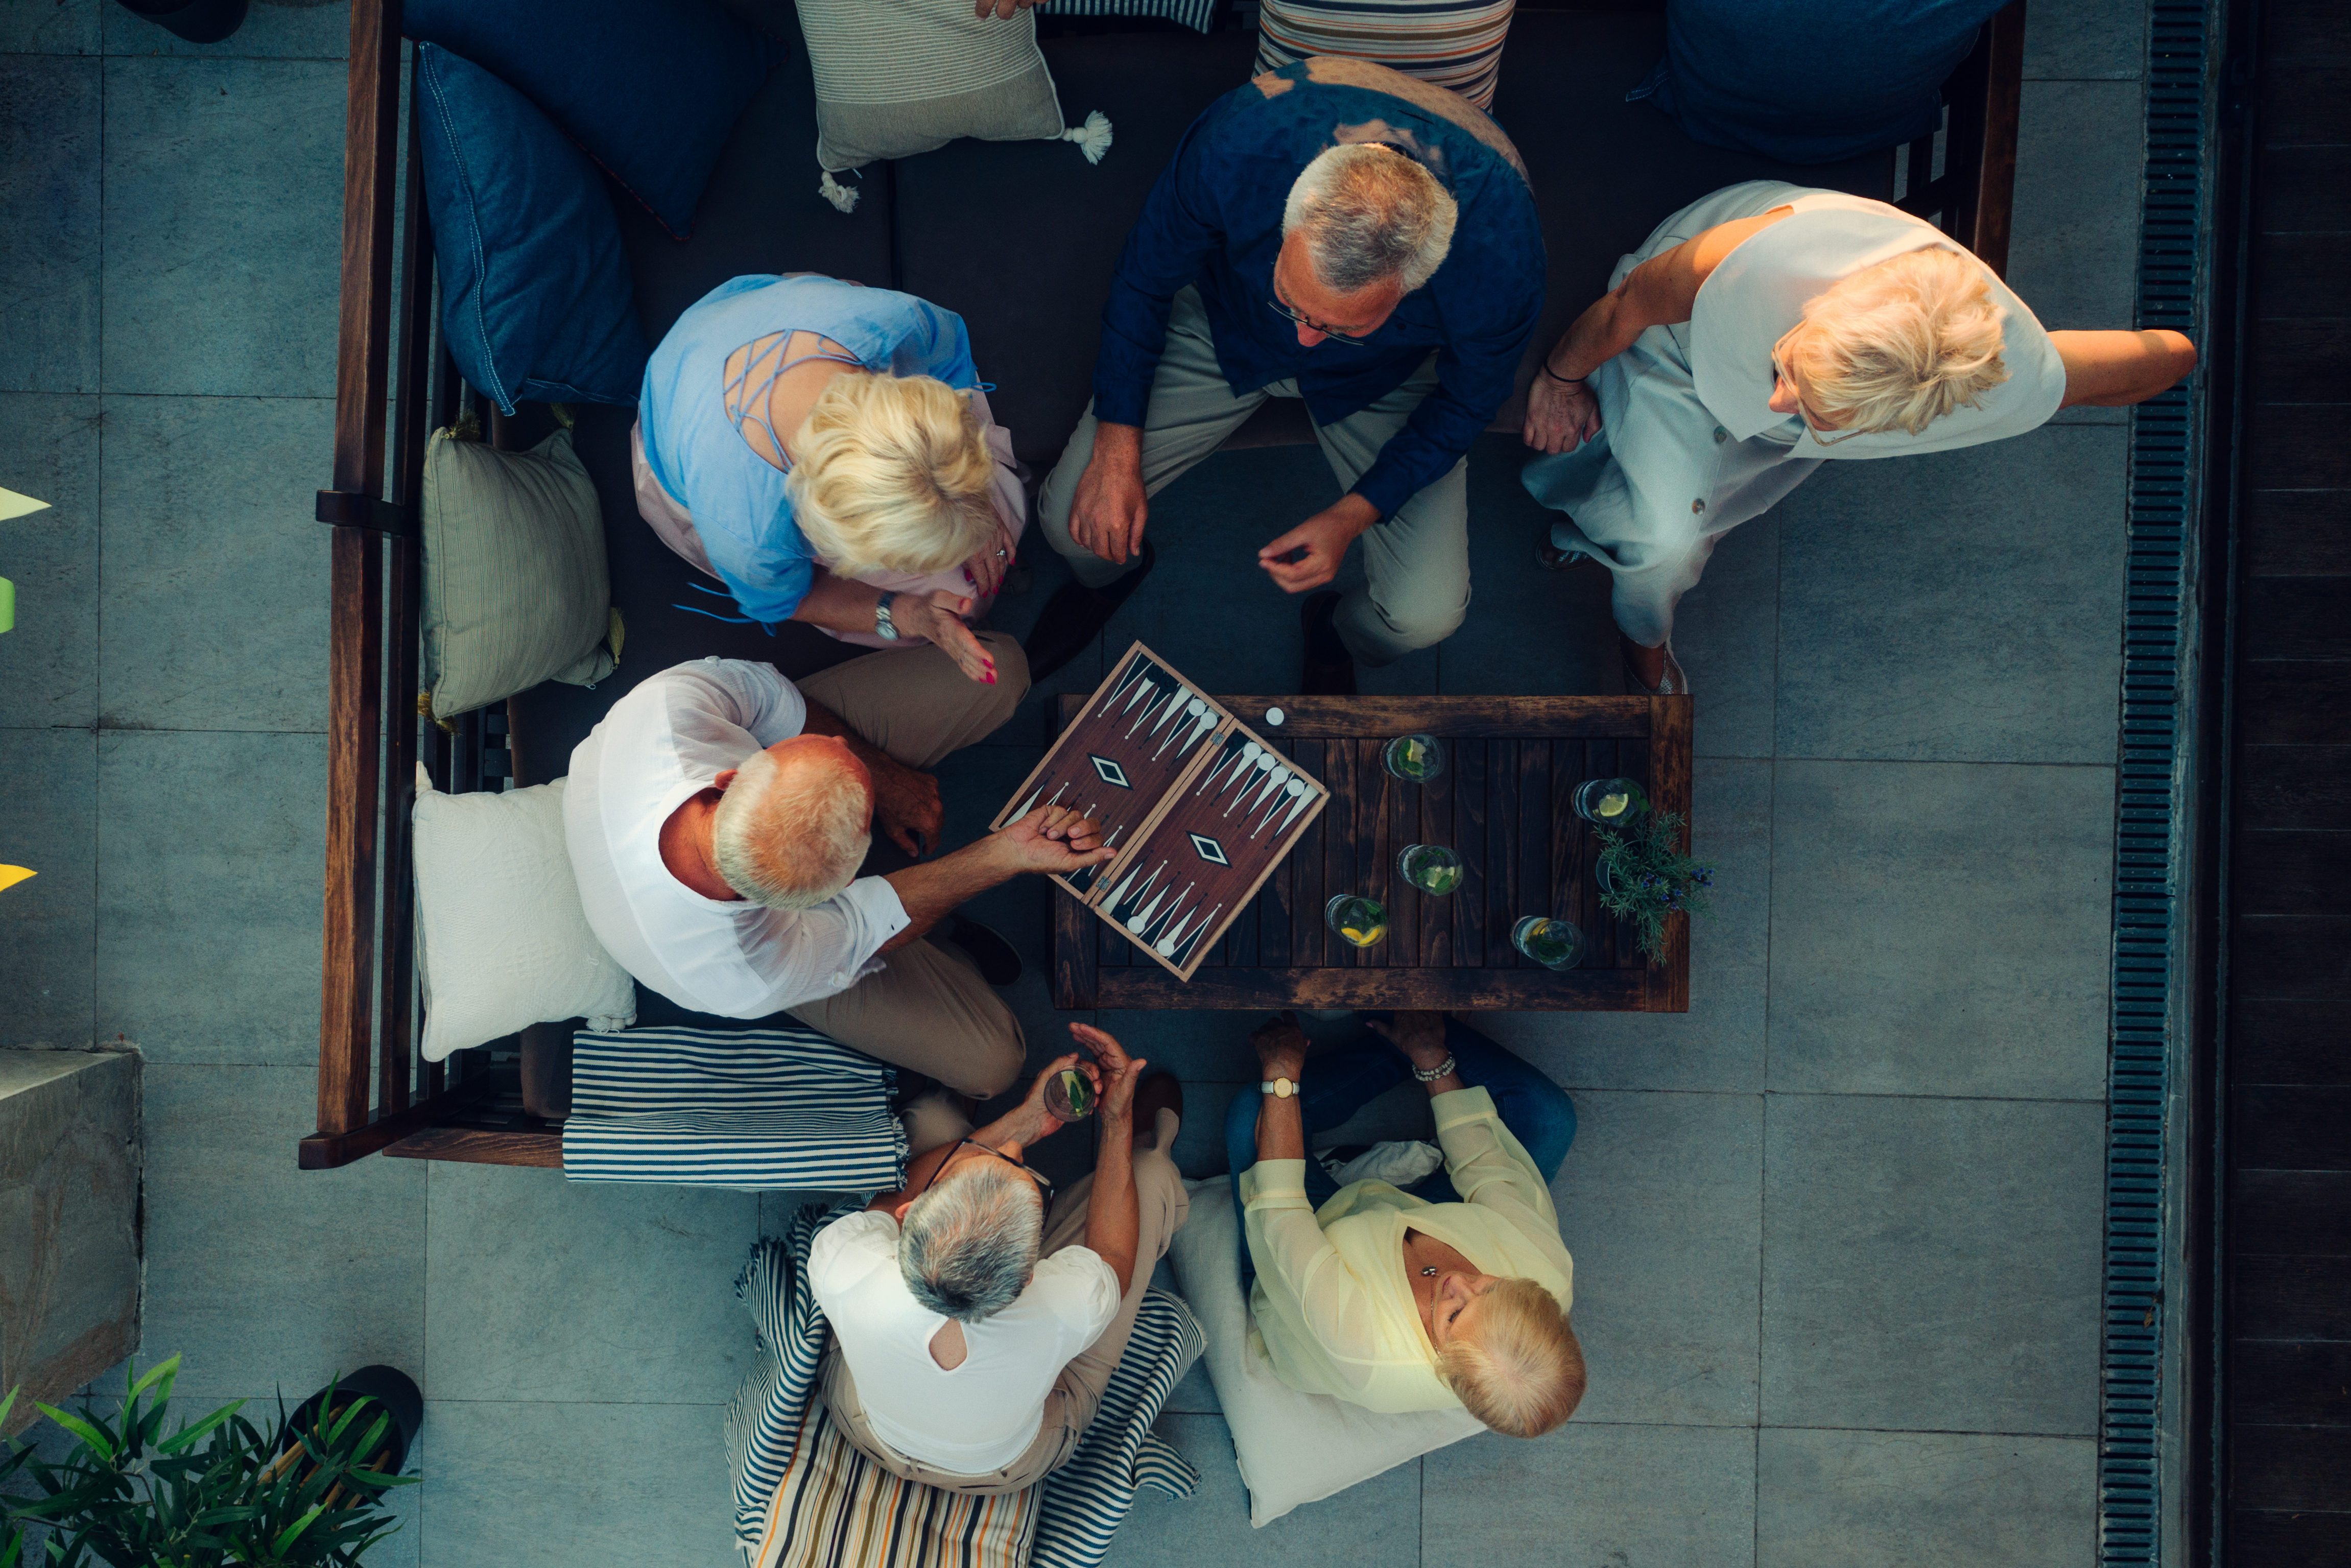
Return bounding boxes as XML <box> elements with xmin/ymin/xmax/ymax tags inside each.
<box><xmin>404</xmin><ymin>0</ymin><xmax>782</xmax><ymax>240</ymax></box>
<box><xmin>1640</xmin><ymin>0</ymin><xmax>2009</xmax><ymax>164</ymax></box>
<box><xmin>417</xmin><ymin>43</ymin><xmax>650</xmax><ymax>416</ymax></box>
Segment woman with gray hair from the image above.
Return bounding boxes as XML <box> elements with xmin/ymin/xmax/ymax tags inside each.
<box><xmin>809</xmin><ymin>1024</ymin><xmax>1188</xmax><ymax>1492</ymax></box>
<box><xmin>1521</xmin><ymin>179</ymin><xmax>2197</xmax><ymax>695</ymax></box>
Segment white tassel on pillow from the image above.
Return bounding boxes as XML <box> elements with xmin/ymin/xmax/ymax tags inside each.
<box><xmin>1060</xmin><ymin>110</ymin><xmax>1113</xmax><ymax>165</ymax></box>
<box><xmin>818</xmin><ymin>169</ymin><xmax>861</xmax><ymax>213</ymax></box>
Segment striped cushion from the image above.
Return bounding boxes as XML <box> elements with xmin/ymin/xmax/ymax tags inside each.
<box><xmin>562</xmin><ymin>1025</ymin><xmax>906</xmax><ymax>1190</ymax></box>
<box><xmin>746</xmin><ymin>1400</ymin><xmax>1043</xmax><ymax>1568</ymax></box>
<box><xmin>1036</xmin><ymin>0</ymin><xmax>1217</xmax><ymax>31</ymax></box>
<box><xmin>1254</xmin><ymin>3</ymin><xmax>1517</xmax><ymax>112</ymax></box>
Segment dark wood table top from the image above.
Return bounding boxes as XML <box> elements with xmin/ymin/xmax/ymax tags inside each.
<box><xmin>1053</xmin><ymin>694</ymin><xmax>1693</xmax><ymax>1012</ymax></box>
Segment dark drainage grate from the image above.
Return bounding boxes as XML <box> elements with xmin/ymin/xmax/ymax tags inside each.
<box><xmin>2101</xmin><ymin>3</ymin><xmax>2214</xmax><ymax>1561</ymax></box>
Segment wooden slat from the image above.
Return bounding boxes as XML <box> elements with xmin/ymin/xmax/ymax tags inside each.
<box><xmin>2258</xmin><ymin>66</ymin><xmax>2351</xmax><ymax>145</ymax></box>
<box><xmin>2254</xmin><ymin>147</ymin><xmax>2351</xmax><ymax>234</ymax></box>
<box><xmin>2260</xmin><ymin>0</ymin><xmax>2351</xmax><ymax>68</ymax></box>
<box><xmin>1514</xmin><ymin>737</ymin><xmax>1551</xmax><ymax>963</ymax></box>
<box><xmin>1964</xmin><ymin>1</ymin><xmax>2024</xmax><ymax>277</ymax></box>
<box><xmin>2232</xmin><ymin>998</ymin><xmax>2351</xmax><ymax>1085</ymax></box>
<box><xmin>1216</xmin><ymin>696</ymin><xmax>1652</xmax><ymax>738</ymax></box>
<box><xmin>2233</xmin><ymin>917</ymin><xmax>2351</xmax><ymax>1000</ymax></box>
<box><xmin>2228</xmin><ymin>1509</ymin><xmax>2351</xmax><ymax>1568</ymax></box>
<box><xmin>330</xmin><ymin>0</ymin><xmax>399</xmax><ymax>500</ymax></box>
<box><xmin>383</xmin><ymin>1125</ymin><xmax>565</xmax><ymax>1167</ymax></box>
<box><xmin>1490</xmin><ymin>740</ymin><xmax>1522</xmax><ymax>969</ymax></box>
<box><xmin>2241</xmin><ymin>490</ymin><xmax>2351</xmax><ymax>576</ymax></box>
<box><xmin>2230</xmin><ymin>829</ymin><xmax>2351</xmax><ymax>915</ymax></box>
<box><xmin>2247</xmin><ymin>317</ymin><xmax>2351</xmax><ymax>402</ymax></box>
<box><xmin>2235</xmin><ymin>1086</ymin><xmax>2351</xmax><ymax>1171</ymax></box>
<box><xmin>2236</xmin><ymin>747</ymin><xmax>2351</xmax><ymax>830</ymax></box>
<box><xmin>2236</xmin><ymin>662</ymin><xmax>2351</xmax><ymax>745</ymax></box>
<box><xmin>1053</xmin><ymin>859</ymin><xmax>1099</xmax><ymax>1008</ymax></box>
<box><xmin>318</xmin><ymin>528</ymin><xmax>383</xmax><ymax>1142</ymax></box>
<box><xmin>2240</xmin><ymin>578</ymin><xmax>2351</xmax><ymax>660</ymax></box>
<box><xmin>2233</xmin><ymin>1171</ymin><xmax>2351</xmax><ymax>1256</ymax></box>
<box><xmin>1289</xmin><ymin>738</ymin><xmax>1324</xmax><ymax>969</ymax></box>
<box><xmin>1382</xmin><ymin>752</ymin><xmax>1415</xmax><ymax>966</ymax></box>
<box><xmin>1646</xmin><ymin>694</ymin><xmax>1694</xmax><ymax>1010</ymax></box>
<box><xmin>2234</xmin><ymin>1255</ymin><xmax>2351</xmax><ymax>1340</ymax></box>
<box><xmin>296</xmin><ymin>1067</ymin><xmax>504</xmax><ymax>1171</ymax></box>
<box><xmin>2244</xmin><ymin>406</ymin><xmax>2351</xmax><ymax>490</ymax></box>
<box><xmin>1417</xmin><ymin>744</ymin><xmax>1455</xmax><ymax>968</ymax></box>
<box><xmin>2252</xmin><ymin>234</ymin><xmax>2351</xmax><ymax>321</ymax></box>
<box><xmin>1452</xmin><ymin>735</ymin><xmax>1487</xmax><ymax>967</ymax></box>
<box><xmin>2231</xmin><ymin>1424</ymin><xmax>2351</xmax><ymax>1511</ymax></box>
<box><xmin>1367</xmin><ymin>746</ymin><xmax>1399</xmax><ymax>968</ymax></box>
<box><xmin>1322</xmin><ymin>739</ymin><xmax>1359</xmax><ymax>966</ymax></box>
<box><xmin>2233</xmin><ymin>1341</ymin><xmax>2351</xmax><ymax>1426</ymax></box>
<box><xmin>1095</xmin><ymin>966</ymin><xmax>1654</xmax><ymax>1011</ymax></box>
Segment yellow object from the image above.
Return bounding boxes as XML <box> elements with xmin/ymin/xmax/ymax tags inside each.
<box><xmin>1340</xmin><ymin>923</ymin><xmax>1386</xmax><ymax>947</ymax></box>
<box><xmin>1239</xmin><ymin>1087</ymin><xmax>1575</xmax><ymax>1413</ymax></box>
<box><xmin>0</xmin><ymin>866</ymin><xmax>35</xmax><ymax>896</ymax></box>
<box><xmin>0</xmin><ymin>575</ymin><xmax>12</xmax><ymax>636</ymax></box>
<box><xmin>0</xmin><ymin>487</ymin><xmax>49</xmax><ymax>522</ymax></box>
<box><xmin>1598</xmin><ymin>791</ymin><xmax>1630</xmax><ymax>818</ymax></box>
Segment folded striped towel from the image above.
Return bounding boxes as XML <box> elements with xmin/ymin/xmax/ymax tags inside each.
<box><xmin>562</xmin><ymin>1025</ymin><xmax>907</xmax><ymax>1191</ymax></box>
<box><xmin>729</xmin><ymin>1204</ymin><xmax>1207</xmax><ymax>1567</ymax></box>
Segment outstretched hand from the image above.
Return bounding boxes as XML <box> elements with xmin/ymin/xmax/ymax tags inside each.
<box><xmin>990</xmin><ymin>804</ymin><xmax>1117</xmax><ymax>876</ymax></box>
<box><xmin>894</xmin><ymin>591</ymin><xmax>1000</xmax><ymax>686</ymax></box>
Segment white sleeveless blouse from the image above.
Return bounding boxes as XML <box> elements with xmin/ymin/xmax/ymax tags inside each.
<box><xmin>1687</xmin><ymin>183</ymin><xmax>2067</xmax><ymax>460</ymax></box>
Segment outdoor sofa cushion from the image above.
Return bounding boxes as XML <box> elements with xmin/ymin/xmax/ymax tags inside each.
<box><xmin>415</xmin><ymin>43</ymin><xmax>649</xmax><ymax>416</ymax></box>
<box><xmin>1254</xmin><ymin>0</ymin><xmax>1518</xmax><ymax>112</ymax></box>
<box><xmin>419</xmin><ymin>424</ymin><xmax>616</xmax><ymax>719</ymax></box>
<box><xmin>405</xmin><ymin>0</ymin><xmax>782</xmax><ymax>238</ymax></box>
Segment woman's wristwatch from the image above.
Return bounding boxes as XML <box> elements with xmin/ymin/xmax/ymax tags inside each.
<box><xmin>1260</xmin><ymin>1075</ymin><xmax>1300</xmax><ymax>1099</ymax></box>
<box><xmin>873</xmin><ymin>591</ymin><xmax>900</xmax><ymax>641</ymax></box>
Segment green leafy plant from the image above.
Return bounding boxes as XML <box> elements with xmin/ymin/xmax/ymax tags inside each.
<box><xmin>1594</xmin><ymin>809</ymin><xmax>1715</xmax><ymax>961</ymax></box>
<box><xmin>0</xmin><ymin>1356</ymin><xmax>414</xmax><ymax>1567</ymax></box>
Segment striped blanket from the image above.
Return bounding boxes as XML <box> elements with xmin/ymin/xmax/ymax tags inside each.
<box><xmin>562</xmin><ymin>1026</ymin><xmax>908</xmax><ymax>1190</ymax></box>
<box><xmin>728</xmin><ymin>1204</ymin><xmax>1207</xmax><ymax>1568</ymax></box>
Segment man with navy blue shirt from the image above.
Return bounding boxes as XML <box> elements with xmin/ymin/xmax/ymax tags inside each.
<box><xmin>1026</xmin><ymin>57</ymin><xmax>1546</xmax><ymax>693</ymax></box>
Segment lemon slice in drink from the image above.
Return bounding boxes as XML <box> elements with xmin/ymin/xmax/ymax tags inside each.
<box><xmin>1598</xmin><ymin>791</ymin><xmax>1631</xmax><ymax>819</ymax></box>
<box><xmin>1341</xmin><ymin>923</ymin><xmax>1386</xmax><ymax>946</ymax></box>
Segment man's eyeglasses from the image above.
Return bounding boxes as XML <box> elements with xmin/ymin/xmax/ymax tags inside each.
<box><xmin>1267</xmin><ymin>292</ymin><xmax>1374</xmax><ymax>346</ymax></box>
<box><xmin>922</xmin><ymin>1138</ymin><xmax>1055</xmax><ymax>1207</ymax></box>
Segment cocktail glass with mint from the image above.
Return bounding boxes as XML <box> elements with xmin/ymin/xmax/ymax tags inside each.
<box><xmin>1381</xmin><ymin>733</ymin><xmax>1446</xmax><ymax>785</ymax></box>
<box><xmin>1397</xmin><ymin>843</ymin><xmax>1463</xmax><ymax>896</ymax></box>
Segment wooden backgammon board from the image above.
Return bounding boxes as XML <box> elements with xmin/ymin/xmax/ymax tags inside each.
<box><xmin>993</xmin><ymin>643</ymin><xmax>1329</xmax><ymax>981</ymax></box>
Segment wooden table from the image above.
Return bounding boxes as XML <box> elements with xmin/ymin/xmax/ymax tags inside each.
<box><xmin>1053</xmin><ymin>694</ymin><xmax>1693</xmax><ymax>1012</ymax></box>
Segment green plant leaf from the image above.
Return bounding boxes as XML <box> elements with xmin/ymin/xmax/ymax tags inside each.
<box><xmin>29</xmin><ymin>1411</ymin><xmax>110</xmax><ymax>1467</ymax></box>
<box><xmin>154</xmin><ymin>1401</ymin><xmax>243</xmax><ymax>1456</ymax></box>
<box><xmin>270</xmin><ymin>1502</ymin><xmax>326</xmax><ymax>1557</ymax></box>
<box><xmin>125</xmin><ymin>1357</ymin><xmax>177</xmax><ymax>1406</ymax></box>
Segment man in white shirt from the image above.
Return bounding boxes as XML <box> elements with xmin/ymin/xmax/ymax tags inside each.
<box><xmin>811</xmin><ymin>1023</ymin><xmax>1188</xmax><ymax>1493</ymax></box>
<box><xmin>566</xmin><ymin>638</ymin><xmax>1111</xmax><ymax>1096</ymax></box>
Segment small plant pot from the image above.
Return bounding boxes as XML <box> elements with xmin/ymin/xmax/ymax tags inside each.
<box><xmin>112</xmin><ymin>0</ymin><xmax>250</xmax><ymax>44</ymax></box>
<box><xmin>279</xmin><ymin>1365</ymin><xmax>422</xmax><ymax>1480</ymax></box>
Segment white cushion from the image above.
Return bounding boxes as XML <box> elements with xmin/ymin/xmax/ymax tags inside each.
<box><xmin>412</xmin><ymin>774</ymin><xmax>635</xmax><ymax>1061</ymax></box>
<box><xmin>1165</xmin><ymin>1178</ymin><xmax>1485</xmax><ymax>1527</ymax></box>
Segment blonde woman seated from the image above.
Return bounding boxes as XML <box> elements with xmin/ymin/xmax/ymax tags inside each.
<box><xmin>635</xmin><ymin>274</ymin><xmax>1026</xmax><ymax>685</ymax></box>
<box><xmin>1521</xmin><ymin>179</ymin><xmax>2199</xmax><ymax>694</ymax></box>
<box><xmin>1229</xmin><ymin>1010</ymin><xmax>1584</xmax><ymax>1438</ymax></box>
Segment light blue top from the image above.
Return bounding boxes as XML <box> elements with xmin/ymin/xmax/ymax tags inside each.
<box><xmin>638</xmin><ymin>275</ymin><xmax>982</xmax><ymax>625</ymax></box>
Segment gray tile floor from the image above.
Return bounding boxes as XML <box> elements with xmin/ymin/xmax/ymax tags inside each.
<box><xmin>0</xmin><ymin>2</ymin><xmax>2146</xmax><ymax>1561</ymax></box>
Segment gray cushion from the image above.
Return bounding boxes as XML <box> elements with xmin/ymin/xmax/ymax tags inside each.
<box><xmin>421</xmin><ymin>425</ymin><xmax>617</xmax><ymax>719</ymax></box>
<box><xmin>795</xmin><ymin>0</ymin><xmax>1070</xmax><ymax>172</ymax></box>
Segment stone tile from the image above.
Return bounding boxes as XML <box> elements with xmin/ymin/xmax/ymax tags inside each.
<box><xmin>1424</xmin><ymin>1422</ymin><xmax>1756</xmax><ymax>1568</ymax></box>
<box><xmin>0</xmin><ymin>57</ymin><xmax>100</xmax><ymax>392</ymax></box>
<box><xmin>0</xmin><ymin>396</ymin><xmax>100</xmax><ymax>729</ymax></box>
<box><xmin>425</xmin><ymin>1162</ymin><xmax>756</xmax><ymax>1404</ymax></box>
<box><xmin>2023</xmin><ymin>0</ymin><xmax>2146</xmax><ymax>82</ymax></box>
<box><xmin>0</xmin><ymin>729</ymin><xmax>96</xmax><ymax>1050</ymax></box>
<box><xmin>103</xmin><ymin>0</ymin><xmax>350</xmax><ymax>58</ymax></box>
<box><xmin>0</xmin><ymin>0</ymin><xmax>99</xmax><ymax>52</ymax></box>
<box><xmin>420</xmin><ymin>1399</ymin><xmax>733</xmax><ymax>1568</ymax></box>
<box><xmin>95</xmin><ymin>729</ymin><xmax>324</xmax><ymax>1064</ymax></box>
<box><xmin>1164</xmin><ymin>1356</ymin><xmax>1219</xmax><ymax>1414</ymax></box>
<box><xmin>1774</xmin><ymin>431</ymin><xmax>2125</xmax><ymax>766</ymax></box>
<box><xmin>1444</xmin><ymin>434</ymin><xmax>1625</xmax><ymax>700</ymax></box>
<box><xmin>1761</xmin><ymin>1095</ymin><xmax>2103</xmax><ymax>1435</ymax></box>
<box><xmin>1482</xmin><ymin>757</ymin><xmax>1772</xmax><ymax>1092</ymax></box>
<box><xmin>2006</xmin><ymin>81</ymin><xmax>2145</xmax><ymax>331</ymax></box>
<box><xmin>1767</xmin><ymin>759</ymin><xmax>2111</xmax><ymax>1099</ymax></box>
<box><xmin>1758</xmin><ymin>1428</ymin><xmax>2096</xmax><ymax>1568</ymax></box>
<box><xmin>1103</xmin><ymin>1412</ymin><xmax>1419</xmax><ymax>1568</ymax></box>
<box><xmin>1549</xmin><ymin>1090</ymin><xmax>1761</xmax><ymax>1427</ymax></box>
<box><xmin>1674</xmin><ymin>510</ymin><xmax>1779</xmax><ymax>758</ymax></box>
<box><xmin>98</xmin><ymin>395</ymin><xmax>333</xmax><ymax>731</ymax></box>
<box><xmin>102</xmin><ymin>57</ymin><xmax>344</xmax><ymax>397</ymax></box>
<box><xmin>140</xmin><ymin>1063</ymin><xmax>424</xmax><ymax>1400</ymax></box>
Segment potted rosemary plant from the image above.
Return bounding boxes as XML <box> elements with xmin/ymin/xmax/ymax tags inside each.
<box><xmin>1593</xmin><ymin>809</ymin><xmax>1714</xmax><ymax>960</ymax></box>
<box><xmin>0</xmin><ymin>1355</ymin><xmax>418</xmax><ymax>1567</ymax></box>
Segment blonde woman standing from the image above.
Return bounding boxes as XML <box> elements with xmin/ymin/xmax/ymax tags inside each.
<box><xmin>1521</xmin><ymin>180</ymin><xmax>2198</xmax><ymax>695</ymax></box>
<box><xmin>635</xmin><ymin>274</ymin><xmax>1025</xmax><ymax>686</ymax></box>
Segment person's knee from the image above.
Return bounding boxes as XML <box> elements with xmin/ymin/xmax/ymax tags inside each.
<box><xmin>973</xmin><ymin>632</ymin><xmax>1032</xmax><ymax>712</ymax></box>
<box><xmin>946</xmin><ymin>1000</ymin><xmax>1026</xmax><ymax>1100</ymax></box>
<box><xmin>1366</xmin><ymin>588</ymin><xmax>1468</xmax><ymax>654</ymax></box>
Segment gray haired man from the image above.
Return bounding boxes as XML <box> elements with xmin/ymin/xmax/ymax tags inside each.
<box><xmin>1026</xmin><ymin>57</ymin><xmax>1546</xmax><ymax>693</ymax></box>
<box><xmin>810</xmin><ymin>1024</ymin><xmax>1188</xmax><ymax>1493</ymax></box>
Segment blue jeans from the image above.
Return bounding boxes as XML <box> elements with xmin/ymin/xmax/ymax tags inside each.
<box><xmin>1222</xmin><ymin>1017</ymin><xmax>1577</xmax><ymax>1286</ymax></box>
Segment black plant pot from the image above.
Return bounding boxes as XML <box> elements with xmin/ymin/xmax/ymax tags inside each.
<box><xmin>279</xmin><ymin>1365</ymin><xmax>423</xmax><ymax>1480</ymax></box>
<box><xmin>112</xmin><ymin>0</ymin><xmax>249</xmax><ymax>45</ymax></box>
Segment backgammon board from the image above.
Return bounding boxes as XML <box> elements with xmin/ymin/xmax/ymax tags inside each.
<box><xmin>992</xmin><ymin>642</ymin><xmax>1328</xmax><ymax>981</ymax></box>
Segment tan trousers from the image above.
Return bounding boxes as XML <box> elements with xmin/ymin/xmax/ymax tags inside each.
<box><xmin>781</xmin><ymin>636</ymin><xmax>1031</xmax><ymax>1099</ymax></box>
<box><xmin>820</xmin><ymin>1103</ymin><xmax>1191</xmax><ymax>1495</ymax></box>
<box><xmin>1036</xmin><ymin>286</ymin><xmax>1470</xmax><ymax>667</ymax></box>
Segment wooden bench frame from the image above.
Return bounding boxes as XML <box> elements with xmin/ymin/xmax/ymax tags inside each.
<box><xmin>302</xmin><ymin>0</ymin><xmax>2025</xmax><ymax>1171</ymax></box>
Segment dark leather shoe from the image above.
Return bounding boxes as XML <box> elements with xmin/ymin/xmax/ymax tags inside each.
<box><xmin>1300</xmin><ymin>590</ymin><xmax>1357</xmax><ymax>696</ymax></box>
<box><xmin>1022</xmin><ymin>540</ymin><xmax>1156</xmax><ymax>684</ymax></box>
<box><xmin>944</xmin><ymin>916</ymin><xmax>1023</xmax><ymax>987</ymax></box>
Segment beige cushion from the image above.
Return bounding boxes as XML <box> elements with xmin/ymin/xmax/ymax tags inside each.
<box><xmin>794</xmin><ymin>0</ymin><xmax>1070</xmax><ymax>171</ymax></box>
<box><xmin>421</xmin><ymin>425</ymin><xmax>617</xmax><ymax>720</ymax></box>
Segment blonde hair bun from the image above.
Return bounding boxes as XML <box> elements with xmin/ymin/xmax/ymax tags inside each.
<box><xmin>1793</xmin><ymin>247</ymin><xmax>2011</xmax><ymax>437</ymax></box>
<box><xmin>786</xmin><ymin>372</ymin><xmax>999</xmax><ymax>581</ymax></box>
